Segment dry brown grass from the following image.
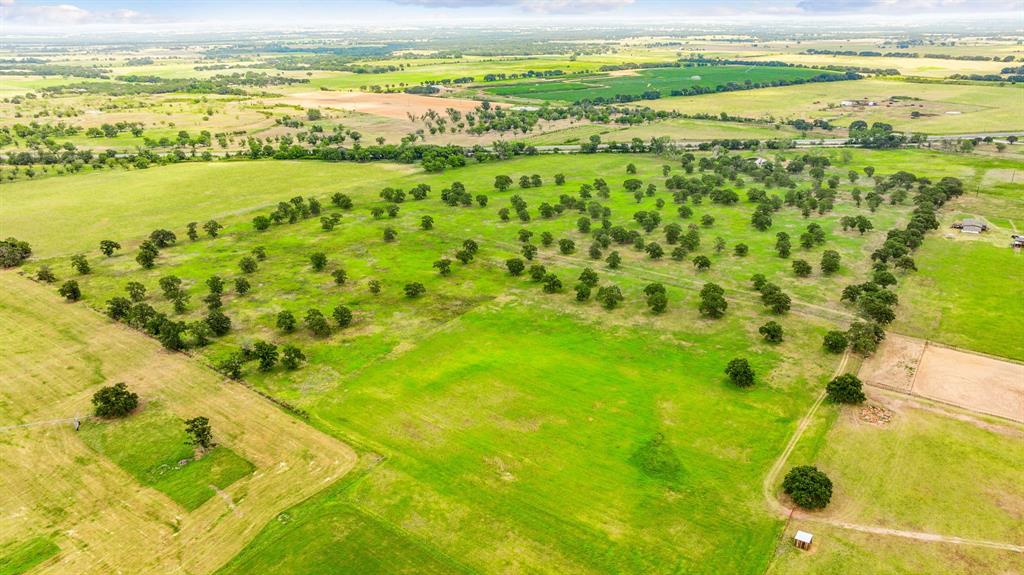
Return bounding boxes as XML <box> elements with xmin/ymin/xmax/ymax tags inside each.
<box><xmin>0</xmin><ymin>271</ymin><xmax>357</xmax><ymax>574</ymax></box>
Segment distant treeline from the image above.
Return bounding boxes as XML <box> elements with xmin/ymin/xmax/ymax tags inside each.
<box><xmin>42</xmin><ymin>72</ymin><xmax>307</xmax><ymax>96</ymax></box>
<box><xmin>684</xmin><ymin>57</ymin><xmax>899</xmax><ymax>76</ymax></box>
<box><xmin>802</xmin><ymin>48</ymin><xmax>1020</xmax><ymax>62</ymax></box>
<box><xmin>0</xmin><ymin>63</ymin><xmax>110</xmax><ymax>79</ymax></box>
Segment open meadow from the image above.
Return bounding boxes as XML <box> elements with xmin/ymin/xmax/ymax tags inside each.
<box><xmin>2</xmin><ymin>14</ymin><xmax>1024</xmax><ymax>575</ymax></box>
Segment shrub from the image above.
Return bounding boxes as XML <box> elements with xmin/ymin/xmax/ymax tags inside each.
<box><xmin>58</xmin><ymin>280</ymin><xmax>81</xmax><ymax>302</ymax></box>
<box><xmin>404</xmin><ymin>282</ymin><xmax>425</xmax><ymax>298</ymax></box>
<box><xmin>782</xmin><ymin>466</ymin><xmax>833</xmax><ymax>509</ymax></box>
<box><xmin>759</xmin><ymin>321</ymin><xmax>784</xmax><ymax>343</ymax></box>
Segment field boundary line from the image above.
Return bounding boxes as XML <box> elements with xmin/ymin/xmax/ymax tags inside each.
<box><xmin>888</xmin><ymin>332</ymin><xmax>1024</xmax><ymax>366</ymax></box>
<box><xmin>0</xmin><ymin>417</ymin><xmax>81</xmax><ymax>432</ymax></box>
<box><xmin>864</xmin><ymin>382</ymin><xmax>1024</xmax><ymax>425</ymax></box>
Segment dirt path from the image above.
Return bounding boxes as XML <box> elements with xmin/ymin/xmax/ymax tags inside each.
<box><xmin>762</xmin><ymin>349</ymin><xmax>1024</xmax><ymax>553</ymax></box>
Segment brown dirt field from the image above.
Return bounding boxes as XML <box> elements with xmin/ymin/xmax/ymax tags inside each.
<box><xmin>606</xmin><ymin>69</ymin><xmax>641</xmax><ymax>77</ymax></box>
<box><xmin>860</xmin><ymin>333</ymin><xmax>1024</xmax><ymax>422</ymax></box>
<box><xmin>279</xmin><ymin>90</ymin><xmax>481</xmax><ymax>120</ymax></box>
<box><xmin>0</xmin><ymin>271</ymin><xmax>357</xmax><ymax>574</ymax></box>
<box><xmin>858</xmin><ymin>334</ymin><xmax>926</xmax><ymax>393</ymax></box>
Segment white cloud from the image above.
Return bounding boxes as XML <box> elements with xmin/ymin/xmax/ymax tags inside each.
<box><xmin>1</xmin><ymin>1</ymin><xmax>152</xmax><ymax>27</ymax></box>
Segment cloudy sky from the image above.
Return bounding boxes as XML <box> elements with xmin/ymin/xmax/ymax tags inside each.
<box><xmin>2</xmin><ymin>0</ymin><xmax>1022</xmax><ymax>32</ymax></box>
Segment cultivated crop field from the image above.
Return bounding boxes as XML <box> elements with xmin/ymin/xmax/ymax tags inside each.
<box><xmin>484</xmin><ymin>65</ymin><xmax>838</xmax><ymax>102</ymax></box>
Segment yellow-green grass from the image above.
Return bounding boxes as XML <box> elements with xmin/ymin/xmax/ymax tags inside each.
<box><xmin>0</xmin><ymin>272</ymin><xmax>357</xmax><ymax>574</ymax></box>
<box><xmin>523</xmin><ymin>118</ymin><xmax>800</xmax><ymax>145</ymax></box>
<box><xmin>645</xmin><ymin>78</ymin><xmax>1024</xmax><ymax>134</ymax></box>
<box><xmin>766</xmin><ymin>522</ymin><xmax>1023</xmax><ymax>575</ymax></box>
<box><xmin>79</xmin><ymin>404</ymin><xmax>254</xmax><ymax>510</ymax></box>
<box><xmin>0</xmin><ymin>160</ymin><xmax>412</xmax><ymax>257</ymax></box>
<box><xmin>747</xmin><ymin>53</ymin><xmax>1012</xmax><ymax>78</ymax></box>
<box><xmin>794</xmin><ymin>397</ymin><xmax>1023</xmax><ymax>543</ymax></box>
<box><xmin>0</xmin><ymin>537</ymin><xmax>60</xmax><ymax>575</ymax></box>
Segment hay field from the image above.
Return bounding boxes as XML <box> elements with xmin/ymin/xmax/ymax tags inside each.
<box><xmin>0</xmin><ymin>272</ymin><xmax>357</xmax><ymax>574</ymax></box>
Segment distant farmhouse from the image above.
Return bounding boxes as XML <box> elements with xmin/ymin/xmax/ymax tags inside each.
<box><xmin>840</xmin><ymin>99</ymin><xmax>878</xmax><ymax>107</ymax></box>
<box><xmin>952</xmin><ymin>218</ymin><xmax>988</xmax><ymax>234</ymax></box>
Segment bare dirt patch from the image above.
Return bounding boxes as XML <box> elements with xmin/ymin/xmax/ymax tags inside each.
<box><xmin>280</xmin><ymin>91</ymin><xmax>481</xmax><ymax>120</ymax></box>
<box><xmin>606</xmin><ymin>68</ymin><xmax>640</xmax><ymax>77</ymax></box>
<box><xmin>860</xmin><ymin>334</ymin><xmax>1024</xmax><ymax>422</ymax></box>
<box><xmin>858</xmin><ymin>334</ymin><xmax>925</xmax><ymax>393</ymax></box>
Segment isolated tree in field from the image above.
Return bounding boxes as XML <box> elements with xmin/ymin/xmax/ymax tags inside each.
<box><xmin>763</xmin><ymin>289</ymin><xmax>792</xmax><ymax>314</ymax></box>
<box><xmin>541</xmin><ymin>273</ymin><xmax>562</xmax><ymax>293</ymax></box>
<box><xmin>783</xmin><ymin>466</ymin><xmax>832</xmax><ymax>509</ymax></box>
<box><xmin>404</xmin><ymin>282</ymin><xmax>425</xmax><ymax>298</ymax></box>
<box><xmin>252</xmin><ymin>246</ymin><xmax>267</xmax><ymax>261</ymax></box>
<box><xmin>304</xmin><ymin>309</ymin><xmax>331</xmax><ymax>337</ymax></box>
<box><xmin>202</xmin><ymin>291</ymin><xmax>221</xmax><ymax>311</ymax></box>
<box><xmin>310</xmin><ymin>252</ymin><xmax>328</xmax><ymax>271</ymax></box>
<box><xmin>150</xmin><ymin>229</ymin><xmax>177</xmax><ymax>248</ymax></box>
<box><xmin>59</xmin><ymin>280</ymin><xmax>81</xmax><ymax>302</ymax></box>
<box><xmin>206</xmin><ymin>275</ymin><xmax>224</xmax><ymax>294</ymax></box>
<box><xmin>725</xmin><ymin>358</ymin><xmax>755</xmax><ymax>387</ymax></box>
<box><xmin>332</xmin><ymin>305</ymin><xmax>353</xmax><ymax>328</ymax></box>
<box><xmin>517</xmin><ymin>229</ymin><xmax>534</xmax><ymax>243</ymax></box>
<box><xmin>92</xmin><ymin>383</ymin><xmax>138</xmax><ymax>418</ymax></box>
<box><xmin>252</xmin><ymin>215</ymin><xmax>271</xmax><ymax>231</ymax></box>
<box><xmin>733</xmin><ymin>243</ymin><xmax>749</xmax><ymax>257</ymax></box>
<box><xmin>792</xmin><ymin>259</ymin><xmax>812</xmax><ymax>277</ymax></box>
<box><xmin>331</xmin><ymin>192</ymin><xmax>353</xmax><ymax>210</ymax></box>
<box><xmin>759</xmin><ymin>321</ymin><xmax>784</xmax><ymax>343</ymax></box>
<box><xmin>605</xmin><ymin>251</ymin><xmax>621</xmax><ymax>269</ymax></box>
<box><xmin>775</xmin><ymin>232</ymin><xmax>791</xmax><ymax>258</ymax></box>
<box><xmin>184</xmin><ymin>417</ymin><xmax>214</xmax><ymax>451</ymax></box>
<box><xmin>529</xmin><ymin>264</ymin><xmax>547</xmax><ymax>281</ymax></box>
<box><xmin>692</xmin><ymin>255</ymin><xmax>711</xmax><ymax>271</ymax></box>
<box><xmin>159</xmin><ymin>275</ymin><xmax>182</xmax><ymax>299</ymax></box>
<box><xmin>205</xmin><ymin>309</ymin><xmax>231</xmax><ymax>336</ymax></box>
<box><xmin>820</xmin><ymin>250</ymin><xmax>841</xmax><ymax>275</ymax></box>
<box><xmin>713</xmin><ymin>236</ymin><xmax>726</xmax><ymax>254</ymax></box>
<box><xmin>827</xmin><ymin>373</ymin><xmax>866</xmax><ymax>404</ymax></box>
<box><xmin>577</xmin><ymin>217</ymin><xmax>591</xmax><ymax>233</ymax></box>
<box><xmin>823</xmin><ymin>330</ymin><xmax>848</xmax><ymax>353</ymax></box>
<box><xmin>559</xmin><ymin>238</ymin><xmax>576</xmax><ymax>255</ymax></box>
<box><xmin>455</xmin><ymin>250</ymin><xmax>473</xmax><ymax>264</ymax></box>
<box><xmin>69</xmin><ymin>254</ymin><xmax>90</xmax><ymax>275</ymax></box>
<box><xmin>700</xmin><ymin>214</ymin><xmax>715</xmax><ymax>228</ymax></box>
<box><xmin>99</xmin><ymin>240</ymin><xmax>121</xmax><ymax>257</ymax></box>
<box><xmin>203</xmin><ymin>220</ymin><xmax>223</xmax><ymax>238</ymax></box>
<box><xmin>217</xmin><ymin>354</ymin><xmax>244</xmax><ymax>380</ymax></box>
<box><xmin>36</xmin><ymin>266</ymin><xmax>56</xmax><ymax>283</ymax></box>
<box><xmin>698</xmin><ymin>283</ymin><xmax>727</xmax><ymax>318</ymax></box>
<box><xmin>0</xmin><ymin>237</ymin><xmax>32</xmax><ymax>268</ymax></box>
<box><xmin>578</xmin><ymin>267</ymin><xmax>599</xmax><ymax>287</ymax></box>
<box><xmin>367</xmin><ymin>279</ymin><xmax>382</xmax><ymax>295</ymax></box>
<box><xmin>277</xmin><ymin>310</ymin><xmax>296</xmax><ymax>332</ymax></box>
<box><xmin>383</xmin><ymin>227</ymin><xmax>397</xmax><ymax>242</ymax></box>
<box><xmin>187</xmin><ymin>222</ymin><xmax>199</xmax><ymax>241</ymax></box>
<box><xmin>172</xmin><ymin>293</ymin><xmax>190</xmax><ymax>314</ymax></box>
<box><xmin>575</xmin><ymin>284</ymin><xmax>591</xmax><ymax>302</ymax></box>
<box><xmin>554</xmin><ymin>173</ymin><xmax>566</xmax><ymax>185</ymax></box>
<box><xmin>252</xmin><ymin>340</ymin><xmax>279</xmax><ymax>371</ymax></box>
<box><xmin>596</xmin><ymin>285</ymin><xmax>624</xmax><ymax>310</ymax></box>
<box><xmin>421</xmin><ymin>215</ymin><xmax>434</xmax><ymax>230</ymax></box>
<box><xmin>281</xmin><ymin>345</ymin><xmax>306</xmax><ymax>370</ymax></box>
<box><xmin>521</xmin><ymin>243</ymin><xmax>537</xmax><ymax>260</ymax></box>
<box><xmin>331</xmin><ymin>268</ymin><xmax>348</xmax><ymax>286</ymax></box>
<box><xmin>589</xmin><ymin>243</ymin><xmax>603</xmax><ymax>260</ymax></box>
<box><xmin>494</xmin><ymin>175</ymin><xmax>513</xmax><ymax>192</ymax></box>
<box><xmin>126</xmin><ymin>281</ymin><xmax>146</xmax><ymax>302</ymax></box>
<box><xmin>433</xmin><ymin>258</ymin><xmax>453</xmax><ymax>275</ymax></box>
<box><xmin>239</xmin><ymin>256</ymin><xmax>257</xmax><ymax>274</ymax></box>
<box><xmin>646</xmin><ymin>286</ymin><xmax>668</xmax><ymax>314</ymax></box>
<box><xmin>626</xmin><ymin>163</ymin><xmax>637</xmax><ymax>174</ymax></box>
<box><xmin>235</xmin><ymin>277</ymin><xmax>251</xmax><ymax>295</ymax></box>
<box><xmin>505</xmin><ymin>258</ymin><xmax>525</xmax><ymax>276</ymax></box>
<box><xmin>540</xmin><ymin>232</ymin><xmax>554</xmax><ymax>247</ymax></box>
<box><xmin>645</xmin><ymin>242</ymin><xmax>664</xmax><ymax>259</ymax></box>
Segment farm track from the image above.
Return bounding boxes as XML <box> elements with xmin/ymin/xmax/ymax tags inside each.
<box><xmin>762</xmin><ymin>348</ymin><xmax>1024</xmax><ymax>554</ymax></box>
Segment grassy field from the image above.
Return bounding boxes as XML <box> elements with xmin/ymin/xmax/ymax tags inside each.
<box><xmin>523</xmin><ymin>118</ymin><xmax>800</xmax><ymax>145</ymax></box>
<box><xmin>645</xmin><ymin>78</ymin><xmax>1024</xmax><ymax>134</ymax></box>
<box><xmin>766</xmin><ymin>388</ymin><xmax>1024</xmax><ymax>573</ymax></box>
<box><xmin>79</xmin><ymin>404</ymin><xmax>255</xmax><ymax>510</ymax></box>
<box><xmin>0</xmin><ymin>160</ymin><xmax>412</xmax><ymax>257</ymax></box>
<box><xmin>9</xmin><ymin>149</ymin><xmax>959</xmax><ymax>573</ymax></box>
<box><xmin>748</xmin><ymin>53</ymin><xmax>1012</xmax><ymax>78</ymax></box>
<box><xmin>484</xmin><ymin>65</ymin><xmax>837</xmax><ymax>102</ymax></box>
<box><xmin>0</xmin><ymin>271</ymin><xmax>357</xmax><ymax>574</ymax></box>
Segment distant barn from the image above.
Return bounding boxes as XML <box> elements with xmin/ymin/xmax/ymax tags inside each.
<box><xmin>952</xmin><ymin>218</ymin><xmax>988</xmax><ymax>234</ymax></box>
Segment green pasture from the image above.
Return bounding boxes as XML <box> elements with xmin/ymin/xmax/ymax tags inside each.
<box><xmin>484</xmin><ymin>65</ymin><xmax>838</xmax><ymax>102</ymax></box>
<box><xmin>0</xmin><ymin>537</ymin><xmax>60</xmax><ymax>575</ymax></box>
<box><xmin>79</xmin><ymin>403</ymin><xmax>254</xmax><ymax>510</ymax></box>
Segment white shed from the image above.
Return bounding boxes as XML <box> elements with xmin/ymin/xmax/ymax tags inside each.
<box><xmin>794</xmin><ymin>530</ymin><xmax>813</xmax><ymax>550</ymax></box>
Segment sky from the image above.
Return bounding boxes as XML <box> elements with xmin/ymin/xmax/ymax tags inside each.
<box><xmin>1</xmin><ymin>0</ymin><xmax>1022</xmax><ymax>34</ymax></box>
